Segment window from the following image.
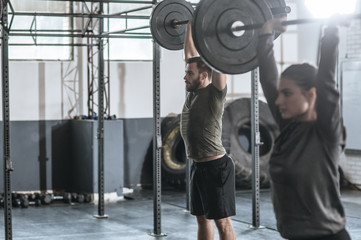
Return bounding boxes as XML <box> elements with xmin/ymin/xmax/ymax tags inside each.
<box><xmin>104</xmin><ymin>3</ymin><xmax>153</xmax><ymax>61</ymax></box>
<box><xmin>9</xmin><ymin>0</ymin><xmax>72</xmax><ymax>60</ymax></box>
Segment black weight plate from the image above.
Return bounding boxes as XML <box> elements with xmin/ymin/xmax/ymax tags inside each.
<box><xmin>150</xmin><ymin>0</ymin><xmax>194</xmax><ymax>50</ymax></box>
<box><xmin>266</xmin><ymin>0</ymin><xmax>289</xmax><ymax>18</ymax></box>
<box><xmin>192</xmin><ymin>0</ymin><xmax>273</xmax><ymax>74</ymax></box>
<box><xmin>265</xmin><ymin>0</ymin><xmax>289</xmax><ymax>39</ymax></box>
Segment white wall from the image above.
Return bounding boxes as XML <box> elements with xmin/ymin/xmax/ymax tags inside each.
<box><xmin>7</xmin><ymin>61</ymin><xmax>64</xmax><ymax>120</ymax></box>
<box><xmin>3</xmin><ymin>42</ymin><xmax>261</xmax><ymax>120</ymax></box>
<box><xmin>109</xmin><ymin>47</ymin><xmax>257</xmax><ymax>119</ymax></box>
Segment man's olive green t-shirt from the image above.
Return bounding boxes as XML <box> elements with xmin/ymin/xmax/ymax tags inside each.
<box><xmin>180</xmin><ymin>84</ymin><xmax>226</xmax><ymax>160</ymax></box>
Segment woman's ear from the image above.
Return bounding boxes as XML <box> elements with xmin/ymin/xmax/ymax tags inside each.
<box><xmin>308</xmin><ymin>87</ymin><xmax>317</xmax><ymax>101</ymax></box>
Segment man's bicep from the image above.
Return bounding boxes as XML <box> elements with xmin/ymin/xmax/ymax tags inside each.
<box><xmin>212</xmin><ymin>71</ymin><xmax>227</xmax><ymax>91</ymax></box>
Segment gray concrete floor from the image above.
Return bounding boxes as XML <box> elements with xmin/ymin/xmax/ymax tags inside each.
<box><xmin>1</xmin><ymin>188</ymin><xmax>361</xmax><ymax>240</ymax></box>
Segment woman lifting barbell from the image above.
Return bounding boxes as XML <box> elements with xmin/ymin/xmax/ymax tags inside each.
<box><xmin>257</xmin><ymin>17</ymin><xmax>351</xmax><ymax>240</ymax></box>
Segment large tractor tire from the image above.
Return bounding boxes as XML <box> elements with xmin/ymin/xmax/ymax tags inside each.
<box><xmin>222</xmin><ymin>98</ymin><xmax>279</xmax><ymax>188</ymax></box>
<box><xmin>161</xmin><ymin>115</ymin><xmax>186</xmax><ymax>188</ymax></box>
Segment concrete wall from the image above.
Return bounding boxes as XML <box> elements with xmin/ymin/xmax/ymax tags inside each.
<box><xmin>0</xmin><ymin>120</ymin><xmax>124</xmax><ymax>194</ymax></box>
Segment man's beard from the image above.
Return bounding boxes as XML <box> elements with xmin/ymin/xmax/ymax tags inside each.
<box><xmin>186</xmin><ymin>75</ymin><xmax>201</xmax><ymax>92</ymax></box>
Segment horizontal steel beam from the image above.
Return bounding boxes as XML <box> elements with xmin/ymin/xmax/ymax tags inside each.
<box><xmin>104</xmin><ymin>25</ymin><xmax>149</xmax><ymax>34</ymax></box>
<box><xmin>9</xmin><ymin>28</ymin><xmax>150</xmax><ymax>35</ymax></box>
<box><xmin>8</xmin><ymin>32</ymin><xmax>152</xmax><ymax>38</ymax></box>
<box><xmin>11</xmin><ymin>12</ymin><xmax>150</xmax><ymax>19</ymax></box>
<box><xmin>11</xmin><ymin>29</ymin><xmax>83</xmax><ymax>33</ymax></box>
<box><xmin>5</xmin><ymin>43</ymin><xmax>98</xmax><ymax>46</ymax></box>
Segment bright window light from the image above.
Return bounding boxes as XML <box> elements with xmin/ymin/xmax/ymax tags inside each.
<box><xmin>305</xmin><ymin>0</ymin><xmax>357</xmax><ymax>18</ymax></box>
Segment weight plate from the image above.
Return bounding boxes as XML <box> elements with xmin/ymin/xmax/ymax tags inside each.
<box><xmin>266</xmin><ymin>0</ymin><xmax>289</xmax><ymax>18</ymax></box>
<box><xmin>192</xmin><ymin>0</ymin><xmax>273</xmax><ymax>74</ymax></box>
<box><xmin>266</xmin><ymin>0</ymin><xmax>289</xmax><ymax>39</ymax></box>
<box><xmin>150</xmin><ymin>0</ymin><xmax>194</xmax><ymax>50</ymax></box>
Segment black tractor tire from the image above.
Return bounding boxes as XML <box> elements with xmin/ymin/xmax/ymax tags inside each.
<box><xmin>222</xmin><ymin>98</ymin><xmax>279</xmax><ymax>189</ymax></box>
<box><xmin>161</xmin><ymin>115</ymin><xmax>186</xmax><ymax>188</ymax></box>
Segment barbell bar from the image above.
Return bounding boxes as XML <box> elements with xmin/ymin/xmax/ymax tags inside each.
<box><xmin>233</xmin><ymin>14</ymin><xmax>361</xmax><ymax>32</ymax></box>
<box><xmin>169</xmin><ymin>7</ymin><xmax>291</xmax><ymax>29</ymax></box>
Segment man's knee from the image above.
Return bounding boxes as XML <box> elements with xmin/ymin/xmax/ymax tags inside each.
<box><xmin>214</xmin><ymin>217</ymin><xmax>233</xmax><ymax>232</ymax></box>
<box><xmin>196</xmin><ymin>215</ymin><xmax>212</xmax><ymax>224</ymax></box>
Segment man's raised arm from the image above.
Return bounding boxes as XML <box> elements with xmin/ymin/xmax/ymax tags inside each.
<box><xmin>184</xmin><ymin>22</ymin><xmax>226</xmax><ymax>90</ymax></box>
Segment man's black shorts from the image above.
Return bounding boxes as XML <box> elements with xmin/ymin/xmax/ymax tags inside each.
<box><xmin>190</xmin><ymin>154</ymin><xmax>236</xmax><ymax>219</ymax></box>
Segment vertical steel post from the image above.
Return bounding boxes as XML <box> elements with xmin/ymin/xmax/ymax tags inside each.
<box><xmin>106</xmin><ymin>3</ymin><xmax>111</xmax><ymax>117</ymax></box>
<box><xmin>185</xmin><ymin>158</ymin><xmax>191</xmax><ymax>211</ymax></box>
<box><xmin>251</xmin><ymin>69</ymin><xmax>261</xmax><ymax>228</ymax></box>
<box><xmin>150</xmin><ymin>1</ymin><xmax>166</xmax><ymax>237</ymax></box>
<box><xmin>94</xmin><ymin>1</ymin><xmax>108</xmax><ymax>219</ymax></box>
<box><xmin>149</xmin><ymin>40</ymin><xmax>166</xmax><ymax>237</ymax></box>
<box><xmin>87</xmin><ymin>36</ymin><xmax>94</xmax><ymax>117</ymax></box>
<box><xmin>2</xmin><ymin>0</ymin><xmax>14</xmax><ymax>239</ymax></box>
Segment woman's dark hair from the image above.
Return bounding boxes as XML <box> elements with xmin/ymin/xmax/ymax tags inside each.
<box><xmin>187</xmin><ymin>56</ymin><xmax>212</xmax><ymax>78</ymax></box>
<box><xmin>281</xmin><ymin>63</ymin><xmax>318</xmax><ymax>92</ymax></box>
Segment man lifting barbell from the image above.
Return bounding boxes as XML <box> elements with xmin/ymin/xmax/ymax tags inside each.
<box><xmin>257</xmin><ymin>17</ymin><xmax>351</xmax><ymax>240</ymax></box>
<box><xmin>180</xmin><ymin>21</ymin><xmax>236</xmax><ymax>240</ymax></box>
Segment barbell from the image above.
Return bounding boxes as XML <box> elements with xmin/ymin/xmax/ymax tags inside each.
<box><xmin>150</xmin><ymin>0</ymin><xmax>289</xmax><ymax>74</ymax></box>
<box><xmin>150</xmin><ymin>0</ymin><xmax>359</xmax><ymax>74</ymax></box>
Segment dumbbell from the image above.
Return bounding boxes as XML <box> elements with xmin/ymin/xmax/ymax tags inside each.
<box><xmin>71</xmin><ymin>192</ymin><xmax>89</xmax><ymax>203</ymax></box>
<box><xmin>19</xmin><ymin>194</ymin><xmax>32</xmax><ymax>208</ymax></box>
<box><xmin>52</xmin><ymin>192</ymin><xmax>72</xmax><ymax>203</ymax></box>
<box><xmin>71</xmin><ymin>193</ymin><xmax>80</xmax><ymax>203</ymax></box>
<box><xmin>26</xmin><ymin>193</ymin><xmax>42</xmax><ymax>207</ymax></box>
<box><xmin>39</xmin><ymin>193</ymin><xmax>52</xmax><ymax>205</ymax></box>
<box><xmin>84</xmin><ymin>193</ymin><xmax>92</xmax><ymax>203</ymax></box>
<box><xmin>12</xmin><ymin>193</ymin><xmax>23</xmax><ymax>208</ymax></box>
<box><xmin>11</xmin><ymin>193</ymin><xmax>31</xmax><ymax>208</ymax></box>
